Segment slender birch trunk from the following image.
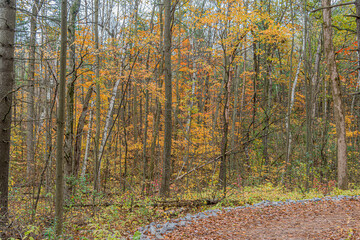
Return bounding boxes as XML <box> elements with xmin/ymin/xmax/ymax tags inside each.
<box><xmin>95</xmin><ymin>73</ymin><xmax>122</xmax><ymax>186</ymax></box>
<box><xmin>81</xmin><ymin>102</ymin><xmax>94</xmax><ymax>179</ymax></box>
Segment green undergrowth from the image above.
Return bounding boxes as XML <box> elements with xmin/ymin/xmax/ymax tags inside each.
<box><xmin>9</xmin><ymin>183</ymin><xmax>360</xmax><ymax>239</ymax></box>
<box><xmin>74</xmin><ymin>183</ymin><xmax>360</xmax><ymax>239</ymax></box>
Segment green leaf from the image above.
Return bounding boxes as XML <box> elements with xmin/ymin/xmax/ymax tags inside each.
<box><xmin>133</xmin><ymin>231</ymin><xmax>142</xmax><ymax>240</ymax></box>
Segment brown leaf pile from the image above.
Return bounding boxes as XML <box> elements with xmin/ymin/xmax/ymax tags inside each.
<box><xmin>163</xmin><ymin>198</ymin><xmax>360</xmax><ymax>239</ymax></box>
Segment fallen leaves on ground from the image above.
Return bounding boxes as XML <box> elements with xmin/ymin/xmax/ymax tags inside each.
<box><xmin>163</xmin><ymin>198</ymin><xmax>360</xmax><ymax>239</ymax></box>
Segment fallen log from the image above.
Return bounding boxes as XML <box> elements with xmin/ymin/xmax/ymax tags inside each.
<box><xmin>151</xmin><ymin>199</ymin><xmax>221</xmax><ymax>208</ymax></box>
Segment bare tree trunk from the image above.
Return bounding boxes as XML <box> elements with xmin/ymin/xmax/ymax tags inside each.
<box><xmin>322</xmin><ymin>0</ymin><xmax>348</xmax><ymax>190</ymax></box>
<box><xmin>183</xmin><ymin>37</ymin><xmax>197</xmax><ymax>185</ymax></box>
<box><xmin>303</xmin><ymin>0</ymin><xmax>313</xmax><ymax>190</ymax></box>
<box><xmin>55</xmin><ymin>0</ymin><xmax>68</xmax><ymax>234</ymax></box>
<box><xmin>64</xmin><ymin>0</ymin><xmax>81</xmax><ymax>195</ymax></box>
<box><xmin>74</xmin><ymin>87</ymin><xmax>93</xmax><ymax>178</ymax></box>
<box><xmin>160</xmin><ymin>0</ymin><xmax>172</xmax><ymax>198</ymax></box>
<box><xmin>219</xmin><ymin>56</ymin><xmax>230</xmax><ymax>195</ymax></box>
<box><xmin>351</xmin><ymin>0</ymin><xmax>360</xmax><ymax>114</ymax></box>
<box><xmin>81</xmin><ymin>102</ymin><xmax>94</xmax><ymax>179</ymax></box>
<box><xmin>94</xmin><ymin>0</ymin><xmax>101</xmax><ymax>192</ymax></box>
<box><xmin>150</xmin><ymin>1</ymin><xmax>164</xmax><ymax>185</ymax></box>
<box><xmin>230</xmin><ymin>63</ymin><xmax>240</xmax><ymax>170</ymax></box>
<box><xmin>311</xmin><ymin>32</ymin><xmax>322</xmax><ymax>120</ymax></box>
<box><xmin>95</xmin><ymin>73</ymin><xmax>122</xmax><ymax>186</ymax></box>
<box><xmin>262</xmin><ymin>45</ymin><xmax>272</xmax><ymax>168</ymax></box>
<box><xmin>284</xmin><ymin>18</ymin><xmax>305</xmax><ymax>180</ymax></box>
<box><xmin>0</xmin><ymin>0</ymin><xmax>15</xmax><ymax>227</ymax></box>
<box><xmin>142</xmin><ymin>2</ymin><xmax>156</xmax><ymax>195</ymax></box>
<box><xmin>45</xmin><ymin>65</ymin><xmax>54</xmax><ymax>193</ymax></box>
<box><xmin>284</xmin><ymin>2</ymin><xmax>296</xmax><ymax>181</ymax></box>
<box><xmin>174</xmin><ymin>12</ymin><xmax>181</xmax><ymax>138</ymax></box>
<box><xmin>252</xmin><ymin>42</ymin><xmax>258</xmax><ymax>133</ymax></box>
<box><xmin>26</xmin><ymin>0</ymin><xmax>44</xmax><ymax>180</ymax></box>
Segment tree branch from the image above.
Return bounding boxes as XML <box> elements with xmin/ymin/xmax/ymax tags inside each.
<box><xmin>310</xmin><ymin>1</ymin><xmax>355</xmax><ymax>13</ymax></box>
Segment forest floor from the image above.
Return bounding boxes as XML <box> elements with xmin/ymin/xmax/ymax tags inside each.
<box><xmin>5</xmin><ymin>184</ymin><xmax>360</xmax><ymax>239</ymax></box>
<box><xmin>162</xmin><ymin>197</ymin><xmax>360</xmax><ymax>239</ymax></box>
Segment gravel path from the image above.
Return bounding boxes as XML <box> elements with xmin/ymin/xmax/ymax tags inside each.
<box><xmin>135</xmin><ymin>195</ymin><xmax>360</xmax><ymax>239</ymax></box>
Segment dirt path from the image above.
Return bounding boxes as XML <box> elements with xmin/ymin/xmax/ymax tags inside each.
<box><xmin>163</xmin><ymin>198</ymin><xmax>360</xmax><ymax>239</ymax></box>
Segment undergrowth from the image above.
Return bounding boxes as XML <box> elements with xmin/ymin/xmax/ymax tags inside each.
<box><xmin>5</xmin><ymin>183</ymin><xmax>360</xmax><ymax>239</ymax></box>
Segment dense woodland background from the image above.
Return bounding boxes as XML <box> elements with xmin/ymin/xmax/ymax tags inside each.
<box><xmin>2</xmin><ymin>0</ymin><xmax>360</xmax><ymax>238</ymax></box>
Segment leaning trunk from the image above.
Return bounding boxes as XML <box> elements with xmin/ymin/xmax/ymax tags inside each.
<box><xmin>322</xmin><ymin>0</ymin><xmax>348</xmax><ymax>189</ymax></box>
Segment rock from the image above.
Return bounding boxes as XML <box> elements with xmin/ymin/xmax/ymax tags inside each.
<box><xmin>140</xmin><ymin>235</ymin><xmax>150</xmax><ymax>240</ymax></box>
<box><xmin>169</xmin><ymin>223</ymin><xmax>177</xmax><ymax>230</ymax></box>
<box><xmin>159</xmin><ymin>227</ymin><xmax>167</xmax><ymax>234</ymax></box>
<box><xmin>198</xmin><ymin>212</ymin><xmax>206</xmax><ymax>219</ymax></box>
<box><xmin>155</xmin><ymin>233</ymin><xmax>164</xmax><ymax>239</ymax></box>
<box><xmin>150</xmin><ymin>225</ymin><xmax>156</xmax><ymax>235</ymax></box>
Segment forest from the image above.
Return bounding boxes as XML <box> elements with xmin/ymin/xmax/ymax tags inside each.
<box><xmin>1</xmin><ymin>0</ymin><xmax>360</xmax><ymax>238</ymax></box>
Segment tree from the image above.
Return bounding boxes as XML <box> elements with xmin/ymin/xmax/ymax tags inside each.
<box><xmin>26</xmin><ymin>0</ymin><xmax>44</xmax><ymax>180</ymax></box>
<box><xmin>64</xmin><ymin>0</ymin><xmax>82</xmax><ymax>196</ymax></box>
<box><xmin>0</xmin><ymin>0</ymin><xmax>16</xmax><ymax>228</ymax></box>
<box><xmin>322</xmin><ymin>0</ymin><xmax>348</xmax><ymax>190</ymax></box>
<box><xmin>55</xmin><ymin>0</ymin><xmax>68</xmax><ymax>235</ymax></box>
<box><xmin>160</xmin><ymin>0</ymin><xmax>172</xmax><ymax>197</ymax></box>
<box><xmin>93</xmin><ymin>0</ymin><xmax>101</xmax><ymax>192</ymax></box>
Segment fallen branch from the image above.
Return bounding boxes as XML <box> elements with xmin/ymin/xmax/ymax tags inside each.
<box><xmin>151</xmin><ymin>199</ymin><xmax>221</xmax><ymax>208</ymax></box>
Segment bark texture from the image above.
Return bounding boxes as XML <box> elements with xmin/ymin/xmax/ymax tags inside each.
<box><xmin>64</xmin><ymin>0</ymin><xmax>81</xmax><ymax>195</ymax></box>
<box><xmin>55</xmin><ymin>0</ymin><xmax>68</xmax><ymax>234</ymax></box>
<box><xmin>0</xmin><ymin>0</ymin><xmax>15</xmax><ymax>227</ymax></box>
<box><xmin>26</xmin><ymin>0</ymin><xmax>43</xmax><ymax>180</ymax></box>
<box><xmin>322</xmin><ymin>0</ymin><xmax>348</xmax><ymax>190</ymax></box>
<box><xmin>160</xmin><ymin>0</ymin><xmax>172</xmax><ymax>197</ymax></box>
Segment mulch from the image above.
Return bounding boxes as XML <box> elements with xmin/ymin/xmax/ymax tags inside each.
<box><xmin>163</xmin><ymin>198</ymin><xmax>360</xmax><ymax>239</ymax></box>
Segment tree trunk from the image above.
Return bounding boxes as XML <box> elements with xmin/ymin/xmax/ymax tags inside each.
<box><xmin>64</xmin><ymin>0</ymin><xmax>81</xmax><ymax>196</ymax></box>
<box><xmin>351</xmin><ymin>0</ymin><xmax>360</xmax><ymax>114</ymax></box>
<box><xmin>74</xmin><ymin>86</ymin><xmax>93</xmax><ymax>178</ymax></box>
<box><xmin>303</xmin><ymin>0</ymin><xmax>313</xmax><ymax>190</ymax></box>
<box><xmin>284</xmin><ymin>20</ymin><xmax>305</xmax><ymax>181</ymax></box>
<box><xmin>252</xmin><ymin>42</ymin><xmax>258</xmax><ymax>133</ymax></box>
<box><xmin>94</xmin><ymin>0</ymin><xmax>101</xmax><ymax>192</ymax></box>
<box><xmin>142</xmin><ymin>2</ymin><xmax>156</xmax><ymax>195</ymax></box>
<box><xmin>219</xmin><ymin>56</ymin><xmax>230</xmax><ymax>195</ymax></box>
<box><xmin>322</xmin><ymin>0</ymin><xmax>348</xmax><ymax>190</ymax></box>
<box><xmin>55</xmin><ymin>0</ymin><xmax>68</xmax><ymax>234</ymax></box>
<box><xmin>26</xmin><ymin>0</ymin><xmax>44</xmax><ymax>181</ymax></box>
<box><xmin>230</xmin><ymin>63</ymin><xmax>240</xmax><ymax>170</ymax></box>
<box><xmin>160</xmin><ymin>0</ymin><xmax>172</xmax><ymax>198</ymax></box>
<box><xmin>0</xmin><ymin>0</ymin><xmax>15</xmax><ymax>227</ymax></box>
<box><xmin>81</xmin><ymin>102</ymin><xmax>94</xmax><ymax>179</ymax></box>
<box><xmin>95</xmin><ymin>73</ymin><xmax>122</xmax><ymax>186</ymax></box>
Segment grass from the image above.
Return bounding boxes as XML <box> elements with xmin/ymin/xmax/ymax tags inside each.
<box><xmin>6</xmin><ymin>182</ymin><xmax>360</xmax><ymax>239</ymax></box>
